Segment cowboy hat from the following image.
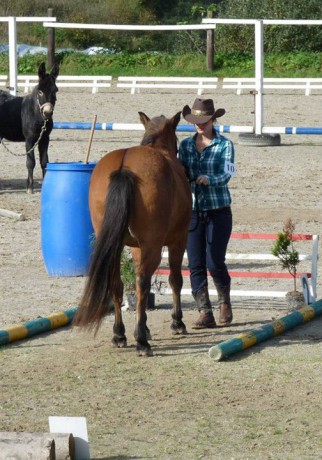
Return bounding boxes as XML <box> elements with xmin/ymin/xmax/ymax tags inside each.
<box><xmin>182</xmin><ymin>98</ymin><xmax>225</xmax><ymax>124</ymax></box>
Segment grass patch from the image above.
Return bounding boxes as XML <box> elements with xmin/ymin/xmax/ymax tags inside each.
<box><xmin>0</xmin><ymin>50</ymin><xmax>320</xmax><ymax>77</ymax></box>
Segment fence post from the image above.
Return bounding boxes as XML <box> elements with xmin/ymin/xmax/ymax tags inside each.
<box><xmin>47</xmin><ymin>8</ymin><xmax>55</xmax><ymax>69</ymax></box>
<box><xmin>206</xmin><ymin>10</ymin><xmax>214</xmax><ymax>72</ymax></box>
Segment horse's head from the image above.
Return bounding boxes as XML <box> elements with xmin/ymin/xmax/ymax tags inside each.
<box><xmin>36</xmin><ymin>62</ymin><xmax>59</xmax><ymax>119</ymax></box>
<box><xmin>139</xmin><ymin>111</ymin><xmax>181</xmax><ymax>156</ymax></box>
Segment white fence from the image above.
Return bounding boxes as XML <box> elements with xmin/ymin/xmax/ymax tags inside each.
<box><xmin>1</xmin><ymin>75</ymin><xmax>322</xmax><ymax>95</ymax></box>
<box><xmin>19</xmin><ymin>75</ymin><xmax>112</xmax><ymax>93</ymax></box>
<box><xmin>2</xmin><ymin>17</ymin><xmax>321</xmax><ymax>134</ymax></box>
<box><xmin>222</xmin><ymin>77</ymin><xmax>322</xmax><ymax>96</ymax></box>
<box><xmin>116</xmin><ymin>76</ymin><xmax>218</xmax><ymax>95</ymax></box>
<box><xmin>157</xmin><ymin>233</ymin><xmax>319</xmax><ymax>302</ymax></box>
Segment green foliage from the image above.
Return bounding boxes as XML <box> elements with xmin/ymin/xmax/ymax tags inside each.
<box><xmin>272</xmin><ymin>219</ymin><xmax>300</xmax><ymax>292</ymax></box>
<box><xmin>121</xmin><ymin>249</ymin><xmax>136</xmax><ymax>293</ymax></box>
<box><xmin>191</xmin><ymin>4</ymin><xmax>218</xmax><ymax>19</ymax></box>
<box><xmin>216</xmin><ymin>0</ymin><xmax>322</xmax><ymax>53</ymax></box>
<box><xmin>17</xmin><ymin>54</ymin><xmax>45</xmax><ymax>73</ymax></box>
<box><xmin>0</xmin><ymin>50</ymin><xmax>320</xmax><ymax>77</ymax></box>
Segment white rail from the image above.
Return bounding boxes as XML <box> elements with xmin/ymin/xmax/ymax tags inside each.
<box><xmin>222</xmin><ymin>77</ymin><xmax>322</xmax><ymax>96</ymax></box>
<box><xmin>12</xmin><ymin>75</ymin><xmax>112</xmax><ymax>93</ymax></box>
<box><xmin>117</xmin><ymin>76</ymin><xmax>218</xmax><ymax>95</ymax></box>
<box><xmin>157</xmin><ymin>233</ymin><xmax>319</xmax><ymax>302</ymax></box>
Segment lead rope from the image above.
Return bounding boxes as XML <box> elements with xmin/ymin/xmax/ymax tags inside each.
<box><xmin>188</xmin><ymin>180</ymin><xmax>200</xmax><ymax>232</ymax></box>
<box><xmin>0</xmin><ymin>118</ymin><xmax>48</xmax><ymax>156</ymax></box>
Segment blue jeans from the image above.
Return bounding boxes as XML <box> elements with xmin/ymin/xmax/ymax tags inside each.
<box><xmin>187</xmin><ymin>207</ymin><xmax>232</xmax><ymax>294</ymax></box>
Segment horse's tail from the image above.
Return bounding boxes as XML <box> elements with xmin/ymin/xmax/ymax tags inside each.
<box><xmin>73</xmin><ymin>169</ymin><xmax>136</xmax><ymax>333</ymax></box>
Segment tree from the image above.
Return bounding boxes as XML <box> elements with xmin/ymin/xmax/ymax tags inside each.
<box><xmin>272</xmin><ymin>219</ymin><xmax>300</xmax><ymax>293</ymax></box>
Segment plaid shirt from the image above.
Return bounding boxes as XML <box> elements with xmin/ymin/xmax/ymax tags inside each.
<box><xmin>178</xmin><ymin>132</ymin><xmax>235</xmax><ymax>211</ymax></box>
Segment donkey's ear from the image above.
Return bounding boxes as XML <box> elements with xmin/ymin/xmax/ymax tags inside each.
<box><xmin>139</xmin><ymin>112</ymin><xmax>150</xmax><ymax>128</ymax></box>
<box><xmin>38</xmin><ymin>62</ymin><xmax>46</xmax><ymax>80</ymax></box>
<box><xmin>51</xmin><ymin>63</ymin><xmax>60</xmax><ymax>80</ymax></box>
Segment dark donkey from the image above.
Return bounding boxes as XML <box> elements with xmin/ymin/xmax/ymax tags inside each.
<box><xmin>0</xmin><ymin>62</ymin><xmax>59</xmax><ymax>193</ymax></box>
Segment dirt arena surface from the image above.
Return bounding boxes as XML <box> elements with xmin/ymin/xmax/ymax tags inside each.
<box><xmin>0</xmin><ymin>87</ymin><xmax>322</xmax><ymax>459</ymax></box>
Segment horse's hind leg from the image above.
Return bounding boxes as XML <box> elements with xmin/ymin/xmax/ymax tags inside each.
<box><xmin>132</xmin><ymin>247</ymin><xmax>159</xmax><ymax>357</ymax></box>
<box><xmin>111</xmin><ymin>281</ymin><xmax>127</xmax><ymax>348</ymax></box>
<box><xmin>168</xmin><ymin>243</ymin><xmax>187</xmax><ymax>335</ymax></box>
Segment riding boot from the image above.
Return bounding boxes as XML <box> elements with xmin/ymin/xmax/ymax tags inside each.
<box><xmin>192</xmin><ymin>285</ymin><xmax>216</xmax><ymax>329</ymax></box>
<box><xmin>214</xmin><ymin>282</ymin><xmax>233</xmax><ymax>325</ymax></box>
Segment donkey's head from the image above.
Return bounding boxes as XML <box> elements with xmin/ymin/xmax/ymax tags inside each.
<box><xmin>36</xmin><ymin>62</ymin><xmax>59</xmax><ymax>119</ymax></box>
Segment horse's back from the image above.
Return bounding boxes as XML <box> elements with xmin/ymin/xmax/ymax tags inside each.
<box><xmin>89</xmin><ymin>146</ymin><xmax>191</xmax><ymax>244</ymax></box>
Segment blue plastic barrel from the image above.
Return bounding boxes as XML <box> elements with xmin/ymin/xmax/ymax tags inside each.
<box><xmin>41</xmin><ymin>162</ymin><xmax>96</xmax><ymax>276</ymax></box>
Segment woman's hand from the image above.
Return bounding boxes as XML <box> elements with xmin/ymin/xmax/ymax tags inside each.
<box><xmin>196</xmin><ymin>175</ymin><xmax>210</xmax><ymax>186</ymax></box>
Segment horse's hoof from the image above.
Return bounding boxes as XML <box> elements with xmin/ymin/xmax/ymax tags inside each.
<box><xmin>112</xmin><ymin>336</ymin><xmax>127</xmax><ymax>348</ymax></box>
<box><xmin>136</xmin><ymin>344</ymin><xmax>153</xmax><ymax>357</ymax></box>
<box><xmin>171</xmin><ymin>322</ymin><xmax>188</xmax><ymax>335</ymax></box>
<box><xmin>26</xmin><ymin>188</ymin><xmax>34</xmax><ymax>194</ymax></box>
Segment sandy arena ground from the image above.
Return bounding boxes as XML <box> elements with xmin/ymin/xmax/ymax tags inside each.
<box><xmin>0</xmin><ymin>86</ymin><xmax>321</xmax><ymax>459</ymax></box>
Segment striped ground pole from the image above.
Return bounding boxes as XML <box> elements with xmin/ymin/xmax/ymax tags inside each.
<box><xmin>209</xmin><ymin>299</ymin><xmax>322</xmax><ymax>361</ymax></box>
<box><xmin>0</xmin><ymin>307</ymin><xmax>78</xmax><ymax>346</ymax></box>
<box><xmin>53</xmin><ymin>122</ymin><xmax>322</xmax><ymax>135</ymax></box>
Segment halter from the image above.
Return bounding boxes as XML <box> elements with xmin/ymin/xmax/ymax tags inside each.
<box><xmin>37</xmin><ymin>92</ymin><xmax>54</xmax><ymax>120</ymax></box>
<box><xmin>37</xmin><ymin>93</ymin><xmax>54</xmax><ymax>120</ymax></box>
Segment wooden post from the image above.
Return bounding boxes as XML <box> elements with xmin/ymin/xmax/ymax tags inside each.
<box><xmin>206</xmin><ymin>10</ymin><xmax>214</xmax><ymax>71</ymax></box>
<box><xmin>47</xmin><ymin>8</ymin><xmax>55</xmax><ymax>69</ymax></box>
<box><xmin>0</xmin><ymin>432</ymin><xmax>55</xmax><ymax>459</ymax></box>
<box><xmin>0</xmin><ymin>432</ymin><xmax>75</xmax><ymax>460</ymax></box>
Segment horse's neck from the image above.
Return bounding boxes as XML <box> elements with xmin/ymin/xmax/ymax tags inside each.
<box><xmin>25</xmin><ymin>90</ymin><xmax>40</xmax><ymax>111</ymax></box>
<box><xmin>154</xmin><ymin>140</ymin><xmax>177</xmax><ymax>158</ymax></box>
<box><xmin>30</xmin><ymin>87</ymin><xmax>39</xmax><ymax>99</ymax></box>
<box><xmin>160</xmin><ymin>125</ymin><xmax>178</xmax><ymax>158</ymax></box>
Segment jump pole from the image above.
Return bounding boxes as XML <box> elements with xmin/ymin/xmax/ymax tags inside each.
<box><xmin>209</xmin><ymin>299</ymin><xmax>322</xmax><ymax>361</ymax></box>
<box><xmin>0</xmin><ymin>307</ymin><xmax>78</xmax><ymax>346</ymax></box>
<box><xmin>53</xmin><ymin>122</ymin><xmax>322</xmax><ymax>135</ymax></box>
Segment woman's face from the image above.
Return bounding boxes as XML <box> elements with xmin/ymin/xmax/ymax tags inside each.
<box><xmin>195</xmin><ymin>117</ymin><xmax>214</xmax><ymax>135</ymax></box>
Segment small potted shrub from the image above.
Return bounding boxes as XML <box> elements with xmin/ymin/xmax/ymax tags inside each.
<box><xmin>272</xmin><ymin>218</ymin><xmax>306</xmax><ymax>309</ymax></box>
<box><xmin>121</xmin><ymin>248</ymin><xmax>136</xmax><ymax>310</ymax></box>
<box><xmin>121</xmin><ymin>248</ymin><xmax>155</xmax><ymax>310</ymax></box>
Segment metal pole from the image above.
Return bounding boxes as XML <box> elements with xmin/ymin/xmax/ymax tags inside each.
<box><xmin>254</xmin><ymin>20</ymin><xmax>264</xmax><ymax>135</ymax></box>
<box><xmin>8</xmin><ymin>16</ymin><xmax>17</xmax><ymax>95</ymax></box>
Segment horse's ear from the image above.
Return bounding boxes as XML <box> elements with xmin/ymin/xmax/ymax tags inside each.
<box><xmin>139</xmin><ymin>112</ymin><xmax>150</xmax><ymax>128</ymax></box>
<box><xmin>50</xmin><ymin>63</ymin><xmax>60</xmax><ymax>80</ymax></box>
<box><xmin>38</xmin><ymin>62</ymin><xmax>46</xmax><ymax>80</ymax></box>
<box><xmin>172</xmin><ymin>111</ymin><xmax>181</xmax><ymax>129</ymax></box>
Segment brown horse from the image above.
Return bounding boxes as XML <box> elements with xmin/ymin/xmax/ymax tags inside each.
<box><xmin>73</xmin><ymin>111</ymin><xmax>192</xmax><ymax>356</ymax></box>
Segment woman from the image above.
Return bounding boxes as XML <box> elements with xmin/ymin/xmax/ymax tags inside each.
<box><xmin>178</xmin><ymin>98</ymin><xmax>235</xmax><ymax>328</ymax></box>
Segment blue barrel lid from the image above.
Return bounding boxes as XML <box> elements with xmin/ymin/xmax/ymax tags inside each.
<box><xmin>45</xmin><ymin>162</ymin><xmax>97</xmax><ymax>172</ymax></box>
